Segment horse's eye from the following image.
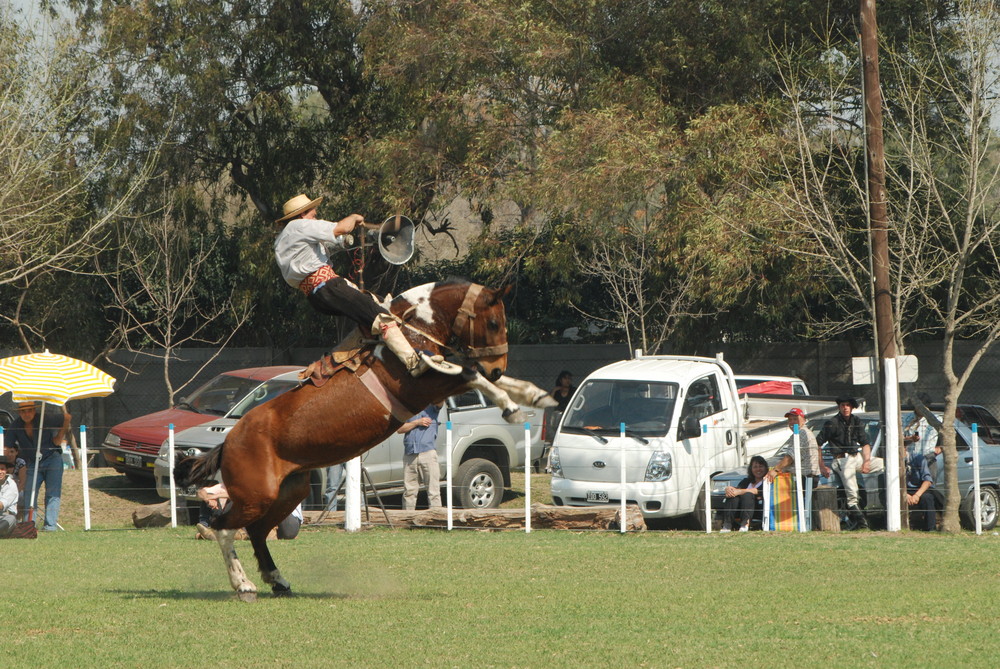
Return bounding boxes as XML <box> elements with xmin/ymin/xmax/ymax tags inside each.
<box><xmin>487</xmin><ymin>319</ymin><xmax>500</xmax><ymax>331</ymax></box>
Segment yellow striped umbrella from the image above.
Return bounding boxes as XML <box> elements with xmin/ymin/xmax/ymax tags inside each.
<box><xmin>0</xmin><ymin>349</ymin><xmax>116</xmax><ymax>404</ymax></box>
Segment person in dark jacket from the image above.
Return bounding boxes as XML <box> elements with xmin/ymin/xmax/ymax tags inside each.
<box><xmin>816</xmin><ymin>396</ymin><xmax>883</xmax><ymax>529</ymax></box>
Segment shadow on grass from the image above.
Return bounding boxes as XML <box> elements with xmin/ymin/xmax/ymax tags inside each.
<box><xmin>88</xmin><ymin>473</ymin><xmax>163</xmax><ymax>505</ymax></box>
<box><xmin>111</xmin><ymin>588</ymin><xmax>367</xmax><ymax>601</ymax></box>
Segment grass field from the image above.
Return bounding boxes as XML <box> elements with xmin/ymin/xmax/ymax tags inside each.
<box><xmin>7</xmin><ymin>468</ymin><xmax>1000</xmax><ymax>667</ymax></box>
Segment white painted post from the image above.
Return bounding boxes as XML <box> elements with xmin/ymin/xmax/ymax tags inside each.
<box><xmin>446</xmin><ymin>420</ymin><xmax>454</xmax><ymax>531</ymax></box>
<box><xmin>973</xmin><ymin>423</ymin><xmax>982</xmax><ymax>536</ymax></box>
<box><xmin>883</xmin><ymin>362</ymin><xmax>902</xmax><ymax>532</ymax></box>
<box><xmin>524</xmin><ymin>422</ymin><xmax>531</xmax><ymax>534</ymax></box>
<box><xmin>703</xmin><ymin>424</ymin><xmax>710</xmax><ymax>533</ymax></box>
<box><xmin>762</xmin><ymin>479</ymin><xmax>772</xmax><ymax>531</ymax></box>
<box><xmin>793</xmin><ymin>423</ymin><xmax>806</xmax><ymax>532</ymax></box>
<box><xmin>620</xmin><ymin>422</ymin><xmax>627</xmax><ymax>534</ymax></box>
<box><xmin>344</xmin><ymin>456</ymin><xmax>361</xmax><ymax>531</ymax></box>
<box><xmin>80</xmin><ymin>426</ymin><xmax>92</xmax><ymax>531</ymax></box>
<box><xmin>168</xmin><ymin>423</ymin><xmax>177</xmax><ymax>528</ymax></box>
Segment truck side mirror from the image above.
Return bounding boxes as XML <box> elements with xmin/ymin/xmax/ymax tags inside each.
<box><xmin>679</xmin><ymin>415</ymin><xmax>701</xmax><ymax>440</ymax></box>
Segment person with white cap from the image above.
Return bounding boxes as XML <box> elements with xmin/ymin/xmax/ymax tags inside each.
<box><xmin>273</xmin><ymin>193</ymin><xmax>455</xmax><ymax>377</ymax></box>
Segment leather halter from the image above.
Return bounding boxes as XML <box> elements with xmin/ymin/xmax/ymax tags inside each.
<box><xmin>400</xmin><ymin>283</ymin><xmax>509</xmax><ymax>361</ymax></box>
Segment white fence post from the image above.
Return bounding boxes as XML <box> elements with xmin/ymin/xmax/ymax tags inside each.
<box><xmin>446</xmin><ymin>420</ymin><xmax>454</xmax><ymax>531</ymax></box>
<box><xmin>793</xmin><ymin>423</ymin><xmax>806</xmax><ymax>532</ymax></box>
<box><xmin>619</xmin><ymin>423</ymin><xmax>627</xmax><ymax>534</ymax></box>
<box><xmin>79</xmin><ymin>426</ymin><xmax>91</xmax><ymax>531</ymax></box>
<box><xmin>168</xmin><ymin>423</ymin><xmax>177</xmax><ymax>528</ymax></box>
<box><xmin>524</xmin><ymin>422</ymin><xmax>531</xmax><ymax>534</ymax></box>
<box><xmin>973</xmin><ymin>423</ymin><xmax>982</xmax><ymax>536</ymax></box>
<box><xmin>344</xmin><ymin>456</ymin><xmax>361</xmax><ymax>531</ymax></box>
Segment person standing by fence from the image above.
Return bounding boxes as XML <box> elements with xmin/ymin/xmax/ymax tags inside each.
<box><xmin>7</xmin><ymin>402</ymin><xmax>71</xmax><ymax>531</ymax></box>
<box><xmin>397</xmin><ymin>402</ymin><xmax>443</xmax><ymax>511</ymax></box>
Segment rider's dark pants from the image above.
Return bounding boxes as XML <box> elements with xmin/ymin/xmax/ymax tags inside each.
<box><xmin>307</xmin><ymin>277</ymin><xmax>386</xmax><ymax>332</ymax></box>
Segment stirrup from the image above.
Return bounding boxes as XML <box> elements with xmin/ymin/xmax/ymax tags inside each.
<box><xmin>410</xmin><ymin>352</ymin><xmax>463</xmax><ymax>377</ymax></box>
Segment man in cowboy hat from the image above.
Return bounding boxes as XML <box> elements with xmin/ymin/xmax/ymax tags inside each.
<box><xmin>0</xmin><ymin>456</ymin><xmax>18</xmax><ymax>538</ymax></box>
<box><xmin>815</xmin><ymin>395</ymin><xmax>884</xmax><ymax>529</ymax></box>
<box><xmin>273</xmin><ymin>193</ymin><xmax>456</xmax><ymax>377</ymax></box>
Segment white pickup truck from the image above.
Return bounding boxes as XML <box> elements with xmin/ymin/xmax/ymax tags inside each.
<box><xmin>548</xmin><ymin>353</ymin><xmax>841</xmax><ymax>526</ymax></box>
<box><xmin>154</xmin><ymin>385</ymin><xmax>544</xmax><ymax>511</ymax></box>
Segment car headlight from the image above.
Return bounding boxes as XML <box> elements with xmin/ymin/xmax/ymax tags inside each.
<box><xmin>711</xmin><ymin>478</ymin><xmax>730</xmax><ymax>494</ymax></box>
<box><xmin>549</xmin><ymin>446</ymin><xmax>563</xmax><ymax>478</ymax></box>
<box><xmin>103</xmin><ymin>432</ymin><xmax>121</xmax><ymax>448</ymax></box>
<box><xmin>645</xmin><ymin>451</ymin><xmax>672</xmax><ymax>482</ymax></box>
<box><xmin>158</xmin><ymin>440</ymin><xmax>169</xmax><ymax>459</ymax></box>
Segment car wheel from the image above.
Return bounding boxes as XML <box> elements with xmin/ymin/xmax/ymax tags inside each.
<box><xmin>959</xmin><ymin>486</ymin><xmax>999</xmax><ymax>531</ymax></box>
<box><xmin>456</xmin><ymin>458</ymin><xmax>503</xmax><ymax>509</ymax></box>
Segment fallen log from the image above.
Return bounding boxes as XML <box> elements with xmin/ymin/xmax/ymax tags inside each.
<box><xmin>303</xmin><ymin>503</ymin><xmax>646</xmax><ymax>531</ymax></box>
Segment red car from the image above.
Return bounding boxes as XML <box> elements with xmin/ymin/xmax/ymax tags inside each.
<box><xmin>100</xmin><ymin>365</ymin><xmax>302</xmax><ymax>482</ymax></box>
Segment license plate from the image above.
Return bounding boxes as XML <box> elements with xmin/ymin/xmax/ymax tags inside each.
<box><xmin>586</xmin><ymin>490</ymin><xmax>609</xmax><ymax>503</ymax></box>
<box><xmin>124</xmin><ymin>454</ymin><xmax>143</xmax><ymax>468</ymax></box>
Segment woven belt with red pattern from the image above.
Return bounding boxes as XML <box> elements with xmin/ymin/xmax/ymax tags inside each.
<box><xmin>299</xmin><ymin>265</ymin><xmax>338</xmax><ymax>295</ymax></box>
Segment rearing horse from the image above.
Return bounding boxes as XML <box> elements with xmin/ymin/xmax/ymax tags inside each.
<box><xmin>177</xmin><ymin>280</ymin><xmax>554</xmax><ymax>601</ymax></box>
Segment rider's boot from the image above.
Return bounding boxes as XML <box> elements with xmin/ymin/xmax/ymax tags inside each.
<box><xmin>847</xmin><ymin>505</ymin><xmax>869</xmax><ymax>530</ymax></box>
<box><xmin>374</xmin><ymin>316</ymin><xmax>461</xmax><ymax>376</ymax></box>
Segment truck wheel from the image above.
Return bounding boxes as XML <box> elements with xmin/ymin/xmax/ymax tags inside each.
<box><xmin>456</xmin><ymin>458</ymin><xmax>503</xmax><ymax>509</ymax></box>
<box><xmin>691</xmin><ymin>485</ymin><xmax>719</xmax><ymax>531</ymax></box>
<box><xmin>959</xmin><ymin>486</ymin><xmax>999</xmax><ymax>531</ymax></box>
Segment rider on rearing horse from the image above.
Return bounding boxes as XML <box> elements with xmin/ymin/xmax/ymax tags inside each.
<box><xmin>273</xmin><ymin>194</ymin><xmax>456</xmax><ymax>377</ymax></box>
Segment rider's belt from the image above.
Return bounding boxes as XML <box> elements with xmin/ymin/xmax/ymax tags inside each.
<box><xmin>299</xmin><ymin>265</ymin><xmax>338</xmax><ymax>295</ymax></box>
<box><xmin>832</xmin><ymin>451</ymin><xmax>858</xmax><ymax>458</ymax></box>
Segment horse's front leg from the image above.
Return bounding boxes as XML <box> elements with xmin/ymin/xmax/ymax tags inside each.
<box><xmin>494</xmin><ymin>375</ymin><xmax>559</xmax><ymax>409</ymax></box>
<box><xmin>216</xmin><ymin>528</ymin><xmax>258</xmax><ymax>602</ymax></box>
<box><xmin>464</xmin><ymin>372</ymin><xmax>526</xmax><ymax>423</ymax></box>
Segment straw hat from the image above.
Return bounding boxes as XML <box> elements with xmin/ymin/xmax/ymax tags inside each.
<box><xmin>275</xmin><ymin>194</ymin><xmax>324</xmax><ymax>223</ymax></box>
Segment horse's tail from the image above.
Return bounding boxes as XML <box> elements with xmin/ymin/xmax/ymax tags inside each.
<box><xmin>175</xmin><ymin>443</ymin><xmax>225</xmax><ymax>488</ymax></box>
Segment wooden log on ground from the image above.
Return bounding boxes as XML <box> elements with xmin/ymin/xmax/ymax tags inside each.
<box><xmin>812</xmin><ymin>485</ymin><xmax>840</xmax><ymax>532</ymax></box>
<box><xmin>304</xmin><ymin>503</ymin><xmax>646</xmax><ymax>531</ymax></box>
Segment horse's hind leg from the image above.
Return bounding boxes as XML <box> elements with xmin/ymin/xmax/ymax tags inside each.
<box><xmin>249</xmin><ymin>471</ymin><xmax>310</xmax><ymax>597</ymax></box>
<box><xmin>215</xmin><ymin>528</ymin><xmax>258</xmax><ymax>602</ymax></box>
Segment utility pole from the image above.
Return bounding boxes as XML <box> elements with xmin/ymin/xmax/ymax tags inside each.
<box><xmin>861</xmin><ymin>0</ymin><xmax>904</xmax><ymax>530</ymax></box>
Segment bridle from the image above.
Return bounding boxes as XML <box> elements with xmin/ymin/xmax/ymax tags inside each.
<box><xmin>399</xmin><ymin>283</ymin><xmax>509</xmax><ymax>362</ymax></box>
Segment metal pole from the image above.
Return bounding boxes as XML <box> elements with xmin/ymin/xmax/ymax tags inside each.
<box><xmin>524</xmin><ymin>422</ymin><xmax>531</xmax><ymax>534</ymax></box>
<box><xmin>80</xmin><ymin>426</ymin><xmax>92</xmax><ymax>531</ymax></box>
<box><xmin>168</xmin><ymin>423</ymin><xmax>177</xmax><ymax>528</ymax></box>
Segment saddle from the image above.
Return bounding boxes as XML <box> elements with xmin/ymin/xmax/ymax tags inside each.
<box><xmin>299</xmin><ymin>329</ymin><xmax>370</xmax><ymax>388</ymax></box>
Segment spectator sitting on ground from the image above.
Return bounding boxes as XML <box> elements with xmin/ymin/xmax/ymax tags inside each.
<box><xmin>3</xmin><ymin>443</ymin><xmax>26</xmax><ymax>521</ymax></box>
<box><xmin>0</xmin><ymin>457</ymin><xmax>18</xmax><ymax>538</ymax></box>
<box><xmin>905</xmin><ymin>449</ymin><xmax>937</xmax><ymax>531</ymax></box>
<box><xmin>720</xmin><ymin>455</ymin><xmax>768</xmax><ymax>532</ymax></box>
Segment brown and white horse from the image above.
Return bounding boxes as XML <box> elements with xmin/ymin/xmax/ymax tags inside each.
<box><xmin>177</xmin><ymin>280</ymin><xmax>554</xmax><ymax>601</ymax></box>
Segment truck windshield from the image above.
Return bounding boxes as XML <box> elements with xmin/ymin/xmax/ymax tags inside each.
<box><xmin>561</xmin><ymin>380</ymin><xmax>678</xmax><ymax>437</ymax></box>
<box><xmin>226</xmin><ymin>379</ymin><xmax>300</xmax><ymax>418</ymax></box>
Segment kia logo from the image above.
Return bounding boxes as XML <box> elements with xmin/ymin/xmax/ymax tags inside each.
<box><xmin>593</xmin><ymin>460</ymin><xmax>606</xmax><ymax>469</ymax></box>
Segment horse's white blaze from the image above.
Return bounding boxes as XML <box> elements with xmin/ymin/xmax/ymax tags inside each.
<box><xmin>397</xmin><ymin>283</ymin><xmax>436</xmax><ymax>323</ymax></box>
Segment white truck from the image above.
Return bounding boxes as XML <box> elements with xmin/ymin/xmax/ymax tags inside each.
<box><xmin>548</xmin><ymin>353</ymin><xmax>841</xmax><ymax>526</ymax></box>
<box><xmin>154</xmin><ymin>387</ymin><xmax>545</xmax><ymax>511</ymax></box>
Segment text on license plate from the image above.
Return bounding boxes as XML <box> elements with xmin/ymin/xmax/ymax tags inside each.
<box><xmin>586</xmin><ymin>490</ymin><xmax>609</xmax><ymax>503</ymax></box>
<box><xmin>124</xmin><ymin>454</ymin><xmax>143</xmax><ymax>468</ymax></box>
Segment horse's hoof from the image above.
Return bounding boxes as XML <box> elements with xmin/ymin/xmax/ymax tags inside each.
<box><xmin>236</xmin><ymin>590</ymin><xmax>258</xmax><ymax>603</ymax></box>
<box><xmin>502</xmin><ymin>408</ymin><xmax>526</xmax><ymax>424</ymax></box>
<box><xmin>272</xmin><ymin>585</ymin><xmax>293</xmax><ymax>598</ymax></box>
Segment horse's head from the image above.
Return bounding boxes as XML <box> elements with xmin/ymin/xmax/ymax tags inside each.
<box><xmin>392</xmin><ymin>280</ymin><xmax>510</xmax><ymax>381</ymax></box>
